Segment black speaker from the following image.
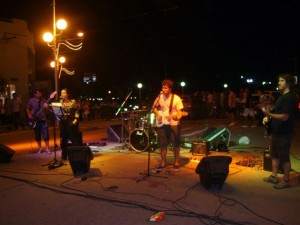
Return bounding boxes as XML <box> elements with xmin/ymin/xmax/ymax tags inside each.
<box><xmin>67</xmin><ymin>146</ymin><xmax>93</xmax><ymax>175</ymax></box>
<box><xmin>203</xmin><ymin>126</ymin><xmax>231</xmax><ymax>150</ymax></box>
<box><xmin>106</xmin><ymin>124</ymin><xmax>128</xmax><ymax>142</ymax></box>
<box><xmin>0</xmin><ymin>144</ymin><xmax>16</xmax><ymax>163</ymax></box>
<box><xmin>195</xmin><ymin>156</ymin><xmax>232</xmax><ymax>190</ymax></box>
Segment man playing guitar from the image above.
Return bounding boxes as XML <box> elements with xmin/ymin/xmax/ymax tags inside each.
<box><xmin>26</xmin><ymin>89</ymin><xmax>56</xmax><ymax>154</ymax></box>
<box><xmin>152</xmin><ymin>79</ymin><xmax>184</xmax><ymax>171</ymax></box>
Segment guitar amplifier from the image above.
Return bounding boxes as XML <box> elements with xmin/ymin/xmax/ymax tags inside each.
<box><xmin>263</xmin><ymin>148</ymin><xmax>283</xmax><ymax>173</ymax></box>
<box><xmin>191</xmin><ymin>140</ymin><xmax>209</xmax><ymax>156</ymax></box>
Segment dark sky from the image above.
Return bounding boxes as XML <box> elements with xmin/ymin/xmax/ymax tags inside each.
<box><xmin>2</xmin><ymin>0</ymin><xmax>300</xmax><ymax>97</ymax></box>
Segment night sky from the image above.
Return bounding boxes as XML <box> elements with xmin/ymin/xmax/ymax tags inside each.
<box><xmin>2</xmin><ymin>0</ymin><xmax>300</xmax><ymax>98</ymax></box>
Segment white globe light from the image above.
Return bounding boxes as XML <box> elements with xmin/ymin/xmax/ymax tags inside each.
<box><xmin>57</xmin><ymin>19</ymin><xmax>67</xmax><ymax>30</ymax></box>
<box><xmin>43</xmin><ymin>32</ymin><xmax>53</xmax><ymax>42</ymax></box>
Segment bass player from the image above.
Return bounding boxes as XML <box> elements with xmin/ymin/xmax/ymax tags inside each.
<box><xmin>26</xmin><ymin>89</ymin><xmax>56</xmax><ymax>154</ymax></box>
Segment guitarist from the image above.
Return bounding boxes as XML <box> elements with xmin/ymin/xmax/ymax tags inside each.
<box><xmin>152</xmin><ymin>79</ymin><xmax>184</xmax><ymax>171</ymax></box>
<box><xmin>26</xmin><ymin>89</ymin><xmax>55</xmax><ymax>154</ymax></box>
<box><xmin>262</xmin><ymin>73</ymin><xmax>297</xmax><ymax>189</ymax></box>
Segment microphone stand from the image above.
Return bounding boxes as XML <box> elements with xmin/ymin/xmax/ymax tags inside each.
<box><xmin>43</xmin><ymin>104</ymin><xmax>65</xmax><ymax>169</ymax></box>
<box><xmin>137</xmin><ymin>91</ymin><xmax>167</xmax><ymax>182</ymax></box>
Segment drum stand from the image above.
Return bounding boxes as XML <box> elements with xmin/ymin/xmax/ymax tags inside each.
<box><xmin>119</xmin><ymin>112</ymin><xmax>130</xmax><ymax>150</ymax></box>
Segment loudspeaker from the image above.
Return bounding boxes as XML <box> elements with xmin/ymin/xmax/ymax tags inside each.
<box><xmin>0</xmin><ymin>144</ymin><xmax>16</xmax><ymax>163</ymax></box>
<box><xmin>195</xmin><ymin>156</ymin><xmax>232</xmax><ymax>190</ymax></box>
<box><xmin>203</xmin><ymin>126</ymin><xmax>231</xmax><ymax>150</ymax></box>
<box><xmin>67</xmin><ymin>146</ymin><xmax>93</xmax><ymax>175</ymax></box>
<box><xmin>107</xmin><ymin>124</ymin><xmax>128</xmax><ymax>142</ymax></box>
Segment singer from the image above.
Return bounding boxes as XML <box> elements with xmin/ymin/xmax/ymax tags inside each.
<box><xmin>152</xmin><ymin>79</ymin><xmax>184</xmax><ymax>171</ymax></box>
<box><xmin>59</xmin><ymin>88</ymin><xmax>81</xmax><ymax>160</ymax></box>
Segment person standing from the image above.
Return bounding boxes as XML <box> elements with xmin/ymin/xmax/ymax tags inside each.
<box><xmin>227</xmin><ymin>89</ymin><xmax>237</xmax><ymax>126</ymax></box>
<box><xmin>11</xmin><ymin>93</ymin><xmax>25</xmax><ymax>130</ymax></box>
<box><xmin>26</xmin><ymin>89</ymin><xmax>55</xmax><ymax>154</ymax></box>
<box><xmin>152</xmin><ymin>79</ymin><xmax>184</xmax><ymax>171</ymax></box>
<box><xmin>262</xmin><ymin>73</ymin><xmax>297</xmax><ymax>189</ymax></box>
<box><xmin>59</xmin><ymin>88</ymin><xmax>81</xmax><ymax>160</ymax></box>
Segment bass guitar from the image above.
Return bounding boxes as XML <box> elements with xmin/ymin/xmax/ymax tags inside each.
<box><xmin>259</xmin><ymin>94</ymin><xmax>274</xmax><ymax>135</ymax></box>
<box><xmin>155</xmin><ymin>111</ymin><xmax>188</xmax><ymax>127</ymax></box>
<box><xmin>28</xmin><ymin>91</ymin><xmax>57</xmax><ymax>129</ymax></box>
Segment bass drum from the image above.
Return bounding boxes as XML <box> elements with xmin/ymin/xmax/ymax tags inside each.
<box><xmin>130</xmin><ymin>128</ymin><xmax>158</xmax><ymax>152</ymax></box>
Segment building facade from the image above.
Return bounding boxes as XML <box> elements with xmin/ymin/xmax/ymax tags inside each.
<box><xmin>0</xmin><ymin>18</ymin><xmax>35</xmax><ymax>107</ymax></box>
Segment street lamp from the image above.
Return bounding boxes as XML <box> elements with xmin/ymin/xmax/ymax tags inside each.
<box><xmin>50</xmin><ymin>57</ymin><xmax>75</xmax><ymax>78</ymax></box>
<box><xmin>180</xmin><ymin>81</ymin><xmax>185</xmax><ymax>97</ymax></box>
<box><xmin>43</xmin><ymin>0</ymin><xmax>83</xmax><ymax>99</ymax></box>
<box><xmin>137</xmin><ymin>83</ymin><xmax>143</xmax><ymax>106</ymax></box>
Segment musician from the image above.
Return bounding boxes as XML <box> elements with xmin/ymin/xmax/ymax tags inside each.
<box><xmin>26</xmin><ymin>89</ymin><xmax>52</xmax><ymax>154</ymax></box>
<box><xmin>262</xmin><ymin>73</ymin><xmax>297</xmax><ymax>189</ymax></box>
<box><xmin>59</xmin><ymin>88</ymin><xmax>81</xmax><ymax>160</ymax></box>
<box><xmin>152</xmin><ymin>79</ymin><xmax>184</xmax><ymax>171</ymax></box>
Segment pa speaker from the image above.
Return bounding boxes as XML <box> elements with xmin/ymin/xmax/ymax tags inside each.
<box><xmin>203</xmin><ymin>126</ymin><xmax>231</xmax><ymax>150</ymax></box>
<box><xmin>0</xmin><ymin>144</ymin><xmax>15</xmax><ymax>163</ymax></box>
<box><xmin>195</xmin><ymin>156</ymin><xmax>232</xmax><ymax>190</ymax></box>
<box><xmin>107</xmin><ymin>124</ymin><xmax>128</xmax><ymax>142</ymax></box>
<box><xmin>67</xmin><ymin>146</ymin><xmax>93</xmax><ymax>175</ymax></box>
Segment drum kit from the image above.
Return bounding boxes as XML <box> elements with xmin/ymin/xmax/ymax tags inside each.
<box><xmin>121</xmin><ymin>110</ymin><xmax>158</xmax><ymax>152</ymax></box>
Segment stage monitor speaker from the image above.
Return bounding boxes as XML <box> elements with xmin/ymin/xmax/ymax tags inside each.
<box><xmin>0</xmin><ymin>144</ymin><xmax>16</xmax><ymax>163</ymax></box>
<box><xmin>107</xmin><ymin>124</ymin><xmax>128</xmax><ymax>142</ymax></box>
<box><xmin>67</xmin><ymin>146</ymin><xmax>93</xmax><ymax>175</ymax></box>
<box><xmin>203</xmin><ymin>126</ymin><xmax>231</xmax><ymax>150</ymax></box>
<box><xmin>195</xmin><ymin>156</ymin><xmax>232</xmax><ymax>190</ymax></box>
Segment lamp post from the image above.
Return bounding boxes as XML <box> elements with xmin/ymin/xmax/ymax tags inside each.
<box><xmin>43</xmin><ymin>0</ymin><xmax>83</xmax><ymax>99</ymax></box>
<box><xmin>180</xmin><ymin>81</ymin><xmax>185</xmax><ymax>97</ymax></box>
<box><xmin>137</xmin><ymin>83</ymin><xmax>143</xmax><ymax>107</ymax></box>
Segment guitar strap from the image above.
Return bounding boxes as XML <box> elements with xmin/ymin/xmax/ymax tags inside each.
<box><xmin>169</xmin><ymin>94</ymin><xmax>174</xmax><ymax>114</ymax></box>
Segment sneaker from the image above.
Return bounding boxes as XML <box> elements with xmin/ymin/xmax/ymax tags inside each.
<box><xmin>37</xmin><ymin>148</ymin><xmax>42</xmax><ymax>154</ymax></box>
<box><xmin>45</xmin><ymin>148</ymin><xmax>51</xmax><ymax>154</ymax></box>
<box><xmin>274</xmin><ymin>180</ymin><xmax>290</xmax><ymax>189</ymax></box>
<box><xmin>156</xmin><ymin>165</ymin><xmax>166</xmax><ymax>171</ymax></box>
<box><xmin>173</xmin><ymin>165</ymin><xmax>180</xmax><ymax>171</ymax></box>
<box><xmin>263</xmin><ymin>175</ymin><xmax>279</xmax><ymax>184</ymax></box>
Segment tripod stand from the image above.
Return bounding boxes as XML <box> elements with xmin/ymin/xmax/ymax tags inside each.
<box><xmin>43</xmin><ymin>105</ymin><xmax>64</xmax><ymax>169</ymax></box>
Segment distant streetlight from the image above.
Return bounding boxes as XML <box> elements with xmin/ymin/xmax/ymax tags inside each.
<box><xmin>180</xmin><ymin>81</ymin><xmax>185</xmax><ymax>97</ymax></box>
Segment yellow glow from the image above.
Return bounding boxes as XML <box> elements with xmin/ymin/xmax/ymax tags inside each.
<box><xmin>57</xmin><ymin>19</ymin><xmax>67</xmax><ymax>30</ymax></box>
<box><xmin>77</xmin><ymin>32</ymin><xmax>84</xmax><ymax>37</ymax></box>
<box><xmin>43</xmin><ymin>32</ymin><xmax>53</xmax><ymax>42</ymax></box>
<box><xmin>50</xmin><ymin>61</ymin><xmax>55</xmax><ymax>68</ymax></box>
<box><xmin>59</xmin><ymin>56</ymin><xmax>66</xmax><ymax>63</ymax></box>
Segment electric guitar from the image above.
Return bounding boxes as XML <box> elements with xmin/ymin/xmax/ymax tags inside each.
<box><xmin>259</xmin><ymin>94</ymin><xmax>274</xmax><ymax>135</ymax></box>
<box><xmin>28</xmin><ymin>91</ymin><xmax>57</xmax><ymax>129</ymax></box>
<box><xmin>155</xmin><ymin>111</ymin><xmax>188</xmax><ymax>127</ymax></box>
